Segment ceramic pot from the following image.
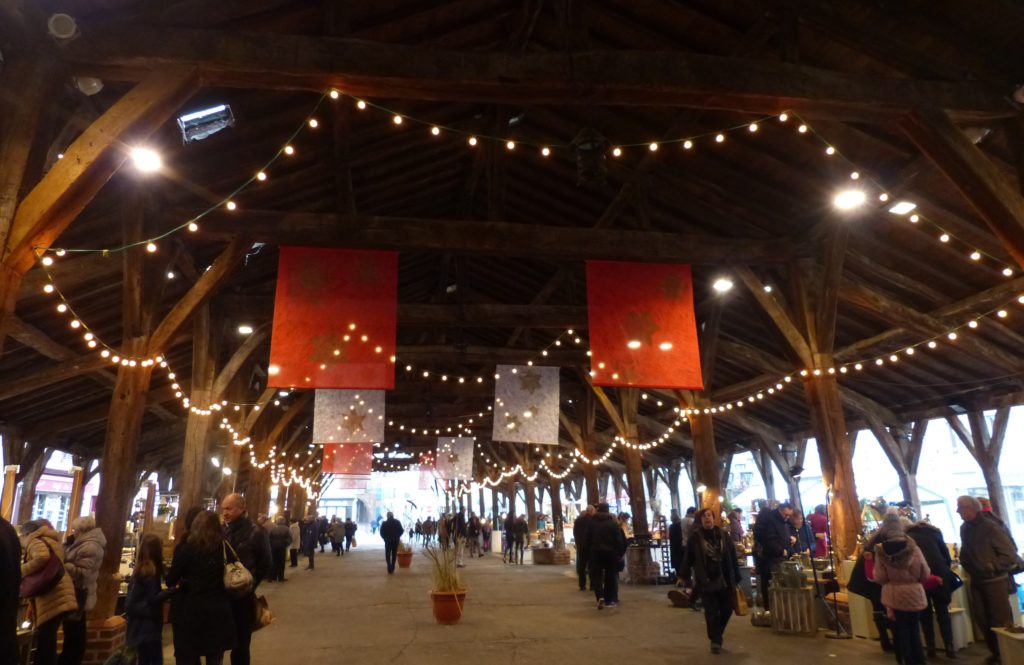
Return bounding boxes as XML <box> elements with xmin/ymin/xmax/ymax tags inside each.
<box><xmin>397</xmin><ymin>551</ymin><xmax>413</xmax><ymax>568</ymax></box>
<box><xmin>430</xmin><ymin>590</ymin><xmax>467</xmax><ymax>625</ymax></box>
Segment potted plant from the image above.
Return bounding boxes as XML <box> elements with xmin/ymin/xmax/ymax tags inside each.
<box><xmin>396</xmin><ymin>541</ymin><xmax>414</xmax><ymax>569</ymax></box>
<box><xmin>423</xmin><ymin>538</ymin><xmax>465</xmax><ymax>625</ymax></box>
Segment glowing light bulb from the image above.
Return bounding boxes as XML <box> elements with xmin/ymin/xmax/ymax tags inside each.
<box><xmin>683</xmin><ymin>140</ymin><xmax>693</xmax><ymax>150</ymax></box>
<box><xmin>506</xmin><ymin>141</ymin><xmax>515</xmax><ymax>150</ymax></box>
<box><xmin>284</xmin><ymin>145</ymin><xmax>295</xmax><ymax>155</ymax></box>
<box><xmin>431</xmin><ymin>126</ymin><xmax>440</xmax><ymax>136</ymax></box>
<box><xmin>356</xmin><ymin>100</ymin><xmax>367</xmax><ymax>110</ymax></box>
<box><xmin>798</xmin><ymin>124</ymin><xmax>808</xmax><ymax>133</ymax></box>
<box><xmin>329</xmin><ymin>89</ymin><xmax>340</xmax><ymax>99</ymax></box>
<box><xmin>970</xmin><ymin>251</ymin><xmax>981</xmax><ymax>261</ymax></box>
<box><xmin>43</xmin><ymin>284</ymin><xmax>55</xmax><ymax>294</ymax></box>
<box><xmin>649</xmin><ymin>142</ymin><xmax>658</xmax><ymax>151</ymax></box>
<box><xmin>225</xmin><ymin>201</ymin><xmax>237</xmax><ymax>211</ymax></box>
<box><xmin>541</xmin><ymin>147</ymin><xmax>550</xmax><ymax>157</ymax></box>
<box><xmin>188</xmin><ymin>222</ymin><xmax>199</xmax><ymax>232</ymax></box>
<box><xmin>256</xmin><ymin>171</ymin><xmax>267</xmax><ymax>181</ymax></box>
<box><xmin>468</xmin><ymin>136</ymin><xmax>478</xmax><ymax>146</ymax></box>
<box><xmin>146</xmin><ymin>242</ymin><xmax>157</xmax><ymax>253</ymax></box>
<box><xmin>749</xmin><ymin>123</ymin><xmax>758</xmax><ymax>132</ymax></box>
<box><xmin>612</xmin><ymin>147</ymin><xmax>622</xmax><ymax>157</ymax></box>
<box><xmin>715</xmin><ymin>134</ymin><xmax>725</xmax><ymax>143</ymax></box>
<box><xmin>130</xmin><ymin>147</ymin><xmax>162</xmax><ymax>173</ymax></box>
<box><xmin>308</xmin><ymin>118</ymin><xmax>319</xmax><ymax>128</ymax></box>
<box><xmin>825</xmin><ymin>146</ymin><xmax>836</xmax><ymax>155</ymax></box>
<box><xmin>392</xmin><ymin>115</ymin><xmax>403</xmax><ymax>125</ymax></box>
<box><xmin>779</xmin><ymin>113</ymin><xmax>789</xmax><ymax>122</ymax></box>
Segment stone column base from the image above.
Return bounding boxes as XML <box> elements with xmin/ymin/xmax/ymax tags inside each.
<box><xmin>83</xmin><ymin>615</ymin><xmax>127</xmax><ymax>665</ymax></box>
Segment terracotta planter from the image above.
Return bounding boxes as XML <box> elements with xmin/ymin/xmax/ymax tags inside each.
<box><xmin>397</xmin><ymin>551</ymin><xmax>413</xmax><ymax>568</ymax></box>
<box><xmin>430</xmin><ymin>590</ymin><xmax>467</xmax><ymax>625</ymax></box>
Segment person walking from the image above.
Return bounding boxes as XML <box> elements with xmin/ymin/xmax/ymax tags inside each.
<box><xmin>301</xmin><ymin>515</ymin><xmax>318</xmax><ymax>570</ymax></box>
<box><xmin>317</xmin><ymin>517</ymin><xmax>328</xmax><ymax>554</ymax></box>
<box><xmin>481</xmin><ymin>518</ymin><xmax>492</xmax><ymax>555</ymax></box>
<box><xmin>752</xmin><ymin>502</ymin><xmax>793</xmax><ymax>610</ymax></box>
<box><xmin>267</xmin><ymin>517</ymin><xmax>292</xmax><ymax>582</ymax></box>
<box><xmin>808</xmin><ymin>505</ymin><xmax>830</xmax><ymax>558</ymax></box>
<box><xmin>727</xmin><ymin>508</ymin><xmax>745</xmax><ymax>544</ymax></box>
<box><xmin>1</xmin><ymin>516</ymin><xmax>20</xmax><ymax>665</ymax></box>
<box><xmin>958</xmin><ymin>495</ymin><xmax>1022</xmax><ymax>665</ymax></box>
<box><xmin>907</xmin><ymin>519</ymin><xmax>957</xmax><ymax>659</ymax></box>
<box><xmin>502</xmin><ymin>514</ymin><xmax>515</xmax><ymax>564</ymax></box>
<box><xmin>379</xmin><ymin>512</ymin><xmax>404</xmax><ymax>574</ymax></box>
<box><xmin>344</xmin><ymin>518</ymin><xmax>357</xmax><ymax>552</ymax></box>
<box><xmin>583</xmin><ymin>503</ymin><xmax>627</xmax><ymax>609</ymax></box>
<box><xmin>574</xmin><ymin>505</ymin><xmax>596</xmax><ymax>591</ymax></box>
<box><xmin>679</xmin><ymin>508</ymin><xmax>742</xmax><ymax>654</ymax></box>
<box><xmin>221</xmin><ymin>494</ymin><xmax>271</xmax><ymax>665</ymax></box>
<box><xmin>869</xmin><ymin>512</ymin><xmax>930</xmax><ymax>665</ymax></box>
<box><xmin>125</xmin><ymin>533</ymin><xmax>172</xmax><ymax>665</ymax></box>
<box><xmin>668</xmin><ymin>509</ymin><xmax>683</xmax><ymax>585</ymax></box>
<box><xmin>288</xmin><ymin>518</ymin><xmax>301</xmax><ymax>568</ymax></box>
<box><xmin>19</xmin><ymin>519</ymin><xmax>78</xmax><ymax>665</ymax></box>
<box><xmin>466</xmin><ymin>513</ymin><xmax>481</xmax><ymax>558</ymax></box>
<box><xmin>59</xmin><ymin>516</ymin><xmax>107</xmax><ymax>665</ymax></box>
<box><xmin>167</xmin><ymin>510</ymin><xmax>236</xmax><ymax>665</ymax></box>
<box><xmin>513</xmin><ymin>515</ymin><xmax>529</xmax><ymax>565</ymax></box>
<box><xmin>328</xmin><ymin>518</ymin><xmax>344</xmax><ymax>557</ymax></box>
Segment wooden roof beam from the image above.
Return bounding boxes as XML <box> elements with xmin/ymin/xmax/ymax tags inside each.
<box><xmin>199</xmin><ymin>210</ymin><xmax>800</xmax><ymax>264</ymax></box>
<box><xmin>62</xmin><ymin>26</ymin><xmax>1016</xmax><ymax>121</ymax></box>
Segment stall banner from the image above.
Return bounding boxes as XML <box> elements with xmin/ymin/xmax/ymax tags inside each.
<box><xmin>492</xmin><ymin>365</ymin><xmax>560</xmax><ymax>444</ymax></box>
<box><xmin>323</xmin><ymin>443</ymin><xmax>373</xmax><ymax>475</ymax></box>
<box><xmin>312</xmin><ymin>389</ymin><xmax>385</xmax><ymax>444</ymax></box>
<box><xmin>435</xmin><ymin>438</ymin><xmax>474</xmax><ymax>480</ymax></box>
<box><xmin>269</xmin><ymin>247</ymin><xmax>397</xmax><ymax>389</ymax></box>
<box><xmin>586</xmin><ymin>260</ymin><xmax>703</xmax><ymax>389</ymax></box>
<box><xmin>331</xmin><ymin>476</ymin><xmax>370</xmax><ymax>490</ymax></box>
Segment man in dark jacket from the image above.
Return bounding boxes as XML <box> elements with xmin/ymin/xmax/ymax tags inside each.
<box><xmin>301</xmin><ymin>514</ymin><xmax>319</xmax><ymax>569</ymax></box>
<box><xmin>379</xmin><ymin>512</ymin><xmax>405</xmax><ymax>574</ymax></box>
<box><xmin>344</xmin><ymin>518</ymin><xmax>357</xmax><ymax>552</ymax></box>
<box><xmin>907</xmin><ymin>521</ymin><xmax>956</xmax><ymax>658</ymax></box>
<box><xmin>1</xmin><ymin>516</ymin><xmax>20</xmax><ymax>665</ymax></box>
<box><xmin>584</xmin><ymin>503</ymin><xmax>627</xmax><ymax>609</ymax></box>
<box><xmin>753</xmin><ymin>503</ymin><xmax>793</xmax><ymax>610</ymax></box>
<box><xmin>574</xmin><ymin>505</ymin><xmax>596</xmax><ymax>591</ymax></box>
<box><xmin>222</xmin><ymin>493</ymin><xmax>273</xmax><ymax>665</ymax></box>
<box><xmin>267</xmin><ymin>516</ymin><xmax>292</xmax><ymax>582</ymax></box>
<box><xmin>958</xmin><ymin>495</ymin><xmax>1022</xmax><ymax>663</ymax></box>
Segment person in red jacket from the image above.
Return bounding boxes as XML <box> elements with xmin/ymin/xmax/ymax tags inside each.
<box><xmin>807</xmin><ymin>505</ymin><xmax>830</xmax><ymax>558</ymax></box>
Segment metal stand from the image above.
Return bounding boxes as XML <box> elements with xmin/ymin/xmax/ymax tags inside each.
<box><xmin>822</xmin><ymin>485</ymin><xmax>851</xmax><ymax>639</ymax></box>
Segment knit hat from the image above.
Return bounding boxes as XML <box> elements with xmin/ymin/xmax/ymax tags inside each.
<box><xmin>877</xmin><ymin>510</ymin><xmax>907</xmax><ymax>540</ymax></box>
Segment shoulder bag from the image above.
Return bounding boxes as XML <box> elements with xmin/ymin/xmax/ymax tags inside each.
<box><xmin>252</xmin><ymin>594</ymin><xmax>273</xmax><ymax>631</ymax></box>
<box><xmin>20</xmin><ymin>540</ymin><xmax>65</xmax><ymax>598</ymax></box>
<box><xmin>223</xmin><ymin>541</ymin><xmax>253</xmax><ymax>598</ymax></box>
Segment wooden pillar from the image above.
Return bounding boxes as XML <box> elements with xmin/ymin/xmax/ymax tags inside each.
<box><xmin>16</xmin><ymin>451</ymin><xmax>47</xmax><ymax>525</ymax></box>
<box><xmin>94</xmin><ymin>338</ymin><xmax>155</xmax><ymax>619</ymax></box>
<box><xmin>524</xmin><ymin>478</ymin><xmax>538</xmax><ymax>531</ymax></box>
<box><xmin>688</xmin><ymin>408</ymin><xmax>723</xmax><ymax>518</ymax></box>
<box><xmin>478</xmin><ymin>487</ymin><xmax>485</xmax><ymax>518</ymax></box>
<box><xmin>272</xmin><ymin>482</ymin><xmax>285</xmax><ymax>518</ymax></box>
<box><xmin>66</xmin><ymin>465</ymin><xmax>85</xmax><ymax>531</ymax></box>
<box><xmin>506</xmin><ymin>481</ymin><xmax>517</xmax><ymax>518</ymax></box>
<box><xmin>803</xmin><ymin>371</ymin><xmax>861</xmax><ymax>561</ymax></box>
<box><xmin>667</xmin><ymin>462</ymin><xmax>682</xmax><ymax>515</ymax></box>
<box><xmin>576</xmin><ymin>392</ymin><xmax>600</xmax><ymax>505</ymax></box>
<box><xmin>598</xmin><ymin>473</ymin><xmax>610</xmax><ymax>504</ymax></box>
<box><xmin>490</xmin><ymin>487</ymin><xmax>499</xmax><ymax>522</ymax></box>
<box><xmin>550</xmin><ymin>477</ymin><xmax>565</xmax><ymax>548</ymax></box>
<box><xmin>869</xmin><ymin>418</ymin><xmax>927</xmax><ymax>517</ymax></box>
<box><xmin>1</xmin><ymin>465</ymin><xmax>18</xmax><ymax>521</ymax></box>
<box><xmin>177</xmin><ymin>304</ymin><xmax>219</xmax><ymax>517</ymax></box>
<box><xmin>947</xmin><ymin>408</ymin><xmax>1010</xmax><ymax>520</ymax></box>
<box><xmin>752</xmin><ymin>448</ymin><xmax>777</xmax><ymax>503</ymax></box>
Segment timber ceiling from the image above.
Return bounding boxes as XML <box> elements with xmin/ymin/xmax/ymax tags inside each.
<box><xmin>2</xmin><ymin>0</ymin><xmax>1024</xmax><ymax>483</ymax></box>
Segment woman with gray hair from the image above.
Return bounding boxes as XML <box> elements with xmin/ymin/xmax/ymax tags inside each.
<box><xmin>59</xmin><ymin>516</ymin><xmax>107</xmax><ymax>665</ymax></box>
<box><xmin>19</xmin><ymin>519</ymin><xmax>78</xmax><ymax>665</ymax></box>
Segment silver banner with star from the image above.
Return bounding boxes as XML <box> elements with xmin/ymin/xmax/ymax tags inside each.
<box><xmin>435</xmin><ymin>437</ymin><xmax>474</xmax><ymax>480</ymax></box>
<box><xmin>313</xmin><ymin>389</ymin><xmax>386</xmax><ymax>444</ymax></box>
<box><xmin>492</xmin><ymin>364</ymin><xmax>560</xmax><ymax>444</ymax></box>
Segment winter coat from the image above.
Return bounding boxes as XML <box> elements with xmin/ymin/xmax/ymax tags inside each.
<box><xmin>20</xmin><ymin>525</ymin><xmax>78</xmax><ymax>626</ymax></box>
<box><xmin>791</xmin><ymin>521</ymin><xmax>814</xmax><ymax>556</ymax></box>
<box><xmin>906</xmin><ymin>522</ymin><xmax>954</xmax><ymax>603</ymax></box>
<box><xmin>503</xmin><ymin>515</ymin><xmax>516</xmax><ymax>539</ymax></box>
<box><xmin>301</xmin><ymin>521</ymin><xmax>319</xmax><ymax>553</ymax></box>
<box><xmin>344</xmin><ymin>521</ymin><xmax>357</xmax><ymax>538</ymax></box>
<box><xmin>166</xmin><ymin>539</ymin><xmax>236</xmax><ymax>657</ymax></box>
<box><xmin>268</xmin><ymin>523</ymin><xmax>292</xmax><ymax>551</ymax></box>
<box><xmin>960</xmin><ymin>514</ymin><xmax>1023</xmax><ymax>581</ymax></box>
<box><xmin>680</xmin><ymin>526</ymin><xmax>741</xmax><ymax>596</ymax></box>
<box><xmin>64</xmin><ymin>526</ymin><xmax>107</xmax><ymax>611</ymax></box>
<box><xmin>513</xmin><ymin>518</ymin><xmax>529</xmax><ymax>544</ymax></box>
<box><xmin>288</xmin><ymin>522</ymin><xmax>301</xmax><ymax>550</ymax></box>
<box><xmin>125</xmin><ymin>574</ymin><xmax>171</xmax><ymax>647</ymax></box>
<box><xmin>328</xmin><ymin>522</ymin><xmax>344</xmax><ymax>544</ymax></box>
<box><xmin>846</xmin><ymin>532</ymin><xmax>884</xmax><ymax>606</ymax></box>
<box><xmin>808</xmin><ymin>512</ymin><xmax>829</xmax><ymax>558</ymax></box>
<box><xmin>753</xmin><ymin>508</ymin><xmax>792</xmax><ymax>571</ymax></box>
<box><xmin>583</xmin><ymin>512</ymin><xmax>627</xmax><ymax>559</ymax></box>
<box><xmin>1</xmin><ymin>517</ymin><xmax>21</xmax><ymax>660</ymax></box>
<box><xmin>668</xmin><ymin>520</ymin><xmax>684</xmax><ymax>571</ymax></box>
<box><xmin>872</xmin><ymin>537</ymin><xmax>929</xmax><ymax>612</ymax></box>
<box><xmin>574</xmin><ymin>514</ymin><xmax>593</xmax><ymax>556</ymax></box>
<box><xmin>379</xmin><ymin>517</ymin><xmax>404</xmax><ymax>543</ymax></box>
<box><xmin>467</xmin><ymin>516</ymin><xmax>481</xmax><ymax>537</ymax></box>
<box><xmin>224</xmin><ymin>516</ymin><xmax>271</xmax><ymax>588</ymax></box>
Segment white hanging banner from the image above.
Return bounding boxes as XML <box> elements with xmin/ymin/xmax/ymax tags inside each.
<box><xmin>312</xmin><ymin>389</ymin><xmax>385</xmax><ymax>444</ymax></box>
<box><xmin>492</xmin><ymin>365</ymin><xmax>560</xmax><ymax>444</ymax></box>
<box><xmin>435</xmin><ymin>437</ymin><xmax>474</xmax><ymax>480</ymax></box>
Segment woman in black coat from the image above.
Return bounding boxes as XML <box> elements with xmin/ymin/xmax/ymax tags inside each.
<box><xmin>166</xmin><ymin>511</ymin><xmax>236</xmax><ymax>665</ymax></box>
<box><xmin>679</xmin><ymin>509</ymin><xmax>741</xmax><ymax>655</ymax></box>
<box><xmin>847</xmin><ymin>529</ymin><xmax>896</xmax><ymax>654</ymax></box>
<box><xmin>906</xmin><ymin>521</ymin><xmax>956</xmax><ymax>658</ymax></box>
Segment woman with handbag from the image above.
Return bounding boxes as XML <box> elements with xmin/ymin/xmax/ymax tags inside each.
<box><xmin>59</xmin><ymin>516</ymin><xmax>107</xmax><ymax>665</ymax></box>
<box><xmin>678</xmin><ymin>508</ymin><xmax>741</xmax><ymax>655</ymax></box>
<box><xmin>166</xmin><ymin>511</ymin><xmax>236</xmax><ymax>665</ymax></box>
<box><xmin>19</xmin><ymin>519</ymin><xmax>78</xmax><ymax>665</ymax></box>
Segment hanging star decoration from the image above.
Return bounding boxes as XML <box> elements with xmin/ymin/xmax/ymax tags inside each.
<box><xmin>504</xmin><ymin>413</ymin><xmax>522</xmax><ymax>431</ymax></box>
<box><xmin>659</xmin><ymin>272</ymin><xmax>686</xmax><ymax>301</ymax></box>
<box><xmin>622</xmin><ymin>310</ymin><xmax>658</xmax><ymax>346</ymax></box>
<box><xmin>448</xmin><ymin>452</ymin><xmax>459</xmax><ymax>465</ymax></box>
<box><xmin>518</xmin><ymin>369</ymin><xmax>543</xmax><ymax>394</ymax></box>
<box><xmin>344</xmin><ymin>408</ymin><xmax>367</xmax><ymax>435</ymax></box>
<box><xmin>524</xmin><ymin>405</ymin><xmax>540</xmax><ymax>419</ymax></box>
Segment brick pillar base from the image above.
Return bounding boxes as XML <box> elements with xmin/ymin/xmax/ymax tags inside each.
<box><xmin>82</xmin><ymin>615</ymin><xmax>127</xmax><ymax>665</ymax></box>
<box><xmin>626</xmin><ymin>547</ymin><xmax>660</xmax><ymax>584</ymax></box>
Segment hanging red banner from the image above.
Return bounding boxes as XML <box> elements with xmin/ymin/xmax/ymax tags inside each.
<box><xmin>269</xmin><ymin>247</ymin><xmax>397</xmax><ymax>389</ymax></box>
<box><xmin>586</xmin><ymin>261</ymin><xmax>703</xmax><ymax>389</ymax></box>
<box><xmin>323</xmin><ymin>443</ymin><xmax>373</xmax><ymax>475</ymax></box>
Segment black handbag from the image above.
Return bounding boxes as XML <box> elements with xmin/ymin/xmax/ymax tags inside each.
<box><xmin>948</xmin><ymin>571</ymin><xmax>964</xmax><ymax>592</ymax></box>
<box><xmin>20</xmin><ymin>541</ymin><xmax>65</xmax><ymax>598</ymax></box>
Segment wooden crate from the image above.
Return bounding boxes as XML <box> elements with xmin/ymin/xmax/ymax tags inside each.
<box><xmin>769</xmin><ymin>586</ymin><xmax>818</xmax><ymax>636</ymax></box>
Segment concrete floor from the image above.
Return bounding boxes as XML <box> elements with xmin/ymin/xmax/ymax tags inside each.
<box><xmin>242</xmin><ymin>542</ymin><xmax>992</xmax><ymax>665</ymax></box>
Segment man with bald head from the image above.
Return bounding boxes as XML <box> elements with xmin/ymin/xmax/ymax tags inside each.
<box><xmin>222</xmin><ymin>493</ymin><xmax>272</xmax><ymax>665</ymax></box>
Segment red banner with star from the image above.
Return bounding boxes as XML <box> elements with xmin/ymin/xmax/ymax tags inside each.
<box><xmin>323</xmin><ymin>443</ymin><xmax>373</xmax><ymax>475</ymax></box>
<box><xmin>269</xmin><ymin>247</ymin><xmax>397</xmax><ymax>389</ymax></box>
<box><xmin>586</xmin><ymin>261</ymin><xmax>703</xmax><ymax>389</ymax></box>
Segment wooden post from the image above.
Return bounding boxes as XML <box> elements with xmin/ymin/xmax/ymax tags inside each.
<box><xmin>478</xmin><ymin>487</ymin><xmax>485</xmax><ymax>519</ymax></box>
<box><xmin>177</xmin><ymin>304</ymin><xmax>219</xmax><ymax>516</ymax></box>
<box><xmin>598</xmin><ymin>473</ymin><xmax>610</xmax><ymax>504</ymax></box>
<box><xmin>141</xmin><ymin>480</ymin><xmax>157</xmax><ymax>533</ymax></box>
<box><xmin>506</xmin><ymin>481</ymin><xmax>517</xmax><ymax>518</ymax></box>
<box><xmin>94</xmin><ymin>338</ymin><xmax>154</xmax><ymax>619</ymax></box>
<box><xmin>868</xmin><ymin>418</ymin><xmax>927</xmax><ymax>517</ymax></box>
<box><xmin>16</xmin><ymin>451</ymin><xmax>47</xmax><ymax>525</ymax></box>
<box><xmin>577</xmin><ymin>392</ymin><xmax>600</xmax><ymax>504</ymax></box>
<box><xmin>0</xmin><ymin>465</ymin><xmax>17</xmax><ymax>521</ymax></box>
<box><xmin>523</xmin><ymin>476</ymin><xmax>537</xmax><ymax>531</ymax></box>
<box><xmin>272</xmin><ymin>482</ymin><xmax>285</xmax><ymax>519</ymax></box>
<box><xmin>550</xmin><ymin>477</ymin><xmax>565</xmax><ymax>548</ymax></box>
<box><xmin>752</xmin><ymin>448</ymin><xmax>777</xmax><ymax>503</ymax></box>
<box><xmin>687</xmin><ymin>407</ymin><xmax>723</xmax><ymax>518</ymax></box>
<box><xmin>946</xmin><ymin>408</ymin><xmax>1010</xmax><ymax>520</ymax></box>
<box><xmin>667</xmin><ymin>462</ymin><xmax>682</xmax><ymax>515</ymax></box>
<box><xmin>490</xmin><ymin>487</ymin><xmax>499</xmax><ymax>522</ymax></box>
<box><xmin>66</xmin><ymin>465</ymin><xmax>85</xmax><ymax>531</ymax></box>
